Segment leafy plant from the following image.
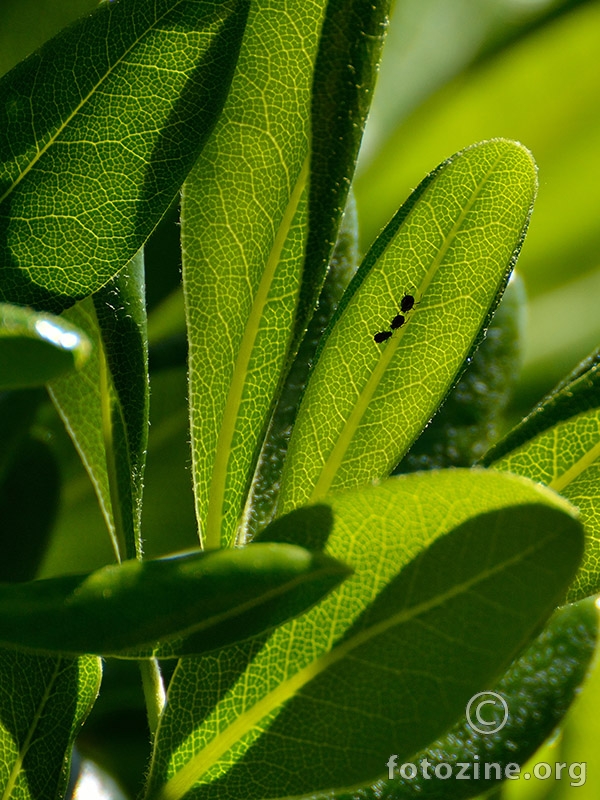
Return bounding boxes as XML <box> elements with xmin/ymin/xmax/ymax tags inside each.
<box><xmin>0</xmin><ymin>1</ymin><xmax>598</xmax><ymax>800</ymax></box>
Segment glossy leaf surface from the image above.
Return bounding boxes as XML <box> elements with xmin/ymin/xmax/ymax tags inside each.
<box><xmin>145</xmin><ymin>469</ymin><xmax>582</xmax><ymax>800</ymax></box>
<box><xmin>0</xmin><ymin>542</ymin><xmax>350</xmax><ymax>658</ymax></box>
<box><xmin>278</xmin><ymin>140</ymin><xmax>537</xmax><ymax>514</ymax></box>
<box><xmin>0</xmin><ymin>0</ymin><xmax>249</xmax><ymax>309</ymax></box>
<box><xmin>0</xmin><ymin>304</ymin><xmax>89</xmax><ymax>389</ymax></box>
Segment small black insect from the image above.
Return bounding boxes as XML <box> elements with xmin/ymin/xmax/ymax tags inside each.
<box><xmin>374</xmin><ymin>330</ymin><xmax>392</xmax><ymax>343</ymax></box>
<box><xmin>400</xmin><ymin>294</ymin><xmax>415</xmax><ymax>313</ymax></box>
<box><xmin>390</xmin><ymin>314</ymin><xmax>405</xmax><ymax>330</ymax></box>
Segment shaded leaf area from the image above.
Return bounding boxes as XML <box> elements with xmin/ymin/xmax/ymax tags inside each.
<box><xmin>246</xmin><ymin>197</ymin><xmax>360</xmax><ymax>538</ymax></box>
<box><xmin>0</xmin><ymin>541</ymin><xmax>350</xmax><ymax>658</ymax></box>
<box><xmin>483</xmin><ymin>347</ymin><xmax>600</xmax><ymax>601</ymax></box>
<box><xmin>278</xmin><ymin>140</ymin><xmax>537</xmax><ymax>515</ymax></box>
<box><xmin>49</xmin><ymin>254</ymin><xmax>148</xmax><ymax>562</ymax></box>
<box><xmin>0</xmin><ymin>0</ymin><xmax>249</xmax><ymax>309</ymax></box>
<box><xmin>335</xmin><ymin>596</ymin><xmax>598</xmax><ymax>800</ymax></box>
<box><xmin>0</xmin><ymin>303</ymin><xmax>90</xmax><ymax>389</ymax></box>
<box><xmin>182</xmin><ymin>0</ymin><xmax>324</xmax><ymax>550</ymax></box>
<box><xmin>145</xmin><ymin>470</ymin><xmax>582</xmax><ymax>800</ymax></box>
<box><xmin>396</xmin><ymin>273</ymin><xmax>525</xmax><ymax>473</ymax></box>
<box><xmin>0</xmin><ymin>649</ymin><xmax>100</xmax><ymax>800</ymax></box>
<box><xmin>0</xmin><ymin>389</ymin><xmax>44</xmax><ymax>482</ymax></box>
<box><xmin>0</xmin><ymin>437</ymin><xmax>59</xmax><ymax>582</ymax></box>
<box><xmin>296</xmin><ymin>0</ymin><xmax>390</xmax><ymax>342</ymax></box>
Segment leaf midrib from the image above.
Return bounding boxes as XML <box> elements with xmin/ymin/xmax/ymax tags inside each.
<box><xmin>155</xmin><ymin>519</ymin><xmax>557</xmax><ymax>800</ymax></box>
<box><xmin>202</xmin><ymin>158</ymin><xmax>309</xmax><ymax>549</ymax></box>
<box><xmin>1</xmin><ymin>660</ymin><xmax>63</xmax><ymax>800</ymax></box>
<box><xmin>0</xmin><ymin>0</ymin><xmax>187</xmax><ymax>207</ymax></box>
<box><xmin>308</xmin><ymin>151</ymin><xmax>506</xmax><ymax>503</ymax></box>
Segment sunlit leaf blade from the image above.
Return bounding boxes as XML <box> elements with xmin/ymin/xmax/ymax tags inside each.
<box><xmin>397</xmin><ymin>273</ymin><xmax>526</xmax><ymax>473</ymax></box>
<box><xmin>49</xmin><ymin>254</ymin><xmax>148</xmax><ymax>561</ymax></box>
<box><xmin>0</xmin><ymin>303</ymin><xmax>89</xmax><ymax>388</ymax></box>
<box><xmin>277</xmin><ymin>140</ymin><xmax>537</xmax><ymax>514</ymax></box>
<box><xmin>182</xmin><ymin>0</ymin><xmax>327</xmax><ymax>550</ymax></box>
<box><xmin>0</xmin><ymin>650</ymin><xmax>101</xmax><ymax>800</ymax></box>
<box><xmin>0</xmin><ymin>541</ymin><xmax>350</xmax><ymax>658</ymax></box>
<box><xmin>144</xmin><ymin>469</ymin><xmax>582</xmax><ymax>800</ymax></box>
<box><xmin>483</xmin><ymin>347</ymin><xmax>600</xmax><ymax>602</ymax></box>
<box><xmin>247</xmin><ymin>197</ymin><xmax>360</xmax><ymax>538</ymax></box>
<box><xmin>296</xmin><ymin>0</ymin><xmax>390</xmax><ymax>340</ymax></box>
<box><xmin>338</xmin><ymin>596</ymin><xmax>598</xmax><ymax>800</ymax></box>
<box><xmin>0</xmin><ymin>0</ymin><xmax>249</xmax><ymax>310</ymax></box>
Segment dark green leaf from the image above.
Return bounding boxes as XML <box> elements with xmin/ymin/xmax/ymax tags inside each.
<box><xmin>0</xmin><ymin>0</ymin><xmax>249</xmax><ymax>309</ymax></box>
<box><xmin>49</xmin><ymin>254</ymin><xmax>149</xmax><ymax>561</ymax></box>
<box><xmin>0</xmin><ymin>541</ymin><xmax>351</xmax><ymax>658</ymax></box>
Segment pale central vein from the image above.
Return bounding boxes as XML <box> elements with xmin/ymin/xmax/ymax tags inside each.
<box><xmin>156</xmin><ymin>525</ymin><xmax>555</xmax><ymax>800</ymax></box>
<box><xmin>0</xmin><ymin>0</ymin><xmax>188</xmax><ymax>207</ymax></box>
<box><xmin>204</xmin><ymin>157</ymin><xmax>309</xmax><ymax>549</ymax></box>
<box><xmin>309</xmin><ymin>152</ymin><xmax>506</xmax><ymax>503</ymax></box>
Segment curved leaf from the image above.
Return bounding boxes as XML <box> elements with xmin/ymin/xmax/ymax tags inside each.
<box><xmin>182</xmin><ymin>0</ymin><xmax>323</xmax><ymax>549</ymax></box>
<box><xmin>0</xmin><ymin>650</ymin><xmax>101</xmax><ymax>800</ymax></box>
<box><xmin>0</xmin><ymin>0</ymin><xmax>249</xmax><ymax>309</ymax></box>
<box><xmin>277</xmin><ymin>139</ymin><xmax>537</xmax><ymax>515</ymax></box>
<box><xmin>49</xmin><ymin>254</ymin><xmax>148</xmax><ymax>561</ymax></box>
<box><xmin>0</xmin><ymin>541</ymin><xmax>351</xmax><ymax>658</ymax></box>
<box><xmin>144</xmin><ymin>469</ymin><xmax>582</xmax><ymax>800</ymax></box>
<box><xmin>484</xmin><ymin>347</ymin><xmax>600</xmax><ymax>601</ymax></box>
<box><xmin>0</xmin><ymin>303</ymin><xmax>89</xmax><ymax>388</ymax></box>
<box><xmin>340</xmin><ymin>596</ymin><xmax>598</xmax><ymax>800</ymax></box>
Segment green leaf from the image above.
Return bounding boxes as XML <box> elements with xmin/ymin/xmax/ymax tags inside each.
<box><xmin>483</xmin><ymin>347</ymin><xmax>600</xmax><ymax>602</ymax></box>
<box><xmin>182</xmin><ymin>0</ymin><xmax>324</xmax><ymax>550</ymax></box>
<box><xmin>277</xmin><ymin>140</ymin><xmax>537</xmax><ymax>515</ymax></box>
<box><xmin>247</xmin><ymin>195</ymin><xmax>360</xmax><ymax>537</ymax></box>
<box><xmin>144</xmin><ymin>469</ymin><xmax>582</xmax><ymax>800</ymax></box>
<box><xmin>49</xmin><ymin>254</ymin><xmax>149</xmax><ymax>561</ymax></box>
<box><xmin>0</xmin><ymin>0</ymin><xmax>249</xmax><ymax>309</ymax></box>
<box><xmin>0</xmin><ymin>540</ymin><xmax>350</xmax><ymax>658</ymax></box>
<box><xmin>297</xmin><ymin>0</ymin><xmax>390</xmax><ymax>340</ymax></box>
<box><xmin>397</xmin><ymin>272</ymin><xmax>526</xmax><ymax>472</ymax></box>
<box><xmin>0</xmin><ymin>649</ymin><xmax>101</xmax><ymax>800</ymax></box>
<box><xmin>0</xmin><ymin>304</ymin><xmax>90</xmax><ymax>389</ymax></box>
<box><xmin>339</xmin><ymin>596</ymin><xmax>598</xmax><ymax>800</ymax></box>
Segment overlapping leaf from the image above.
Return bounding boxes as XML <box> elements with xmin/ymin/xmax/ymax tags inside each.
<box><xmin>0</xmin><ymin>0</ymin><xmax>249</xmax><ymax>309</ymax></box>
<box><xmin>340</xmin><ymin>596</ymin><xmax>598</xmax><ymax>800</ymax></box>
<box><xmin>182</xmin><ymin>0</ymin><xmax>389</xmax><ymax>550</ymax></box>
<box><xmin>144</xmin><ymin>469</ymin><xmax>582</xmax><ymax>800</ymax></box>
<box><xmin>0</xmin><ymin>650</ymin><xmax>100</xmax><ymax>800</ymax></box>
<box><xmin>0</xmin><ymin>304</ymin><xmax>89</xmax><ymax>389</ymax></box>
<box><xmin>0</xmin><ymin>541</ymin><xmax>349</xmax><ymax>658</ymax></box>
<box><xmin>277</xmin><ymin>139</ymin><xmax>537</xmax><ymax>514</ymax></box>
<box><xmin>484</xmin><ymin>347</ymin><xmax>600</xmax><ymax>602</ymax></box>
<box><xmin>49</xmin><ymin>255</ymin><xmax>148</xmax><ymax>561</ymax></box>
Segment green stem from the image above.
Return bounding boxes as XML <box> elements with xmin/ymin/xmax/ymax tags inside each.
<box><xmin>139</xmin><ymin>658</ymin><xmax>166</xmax><ymax>738</ymax></box>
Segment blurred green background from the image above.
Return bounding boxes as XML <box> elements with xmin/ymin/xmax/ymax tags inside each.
<box><xmin>1</xmin><ymin>1</ymin><xmax>599</xmax><ymax>798</ymax></box>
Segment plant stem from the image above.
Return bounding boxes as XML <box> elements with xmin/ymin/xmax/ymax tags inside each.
<box><xmin>139</xmin><ymin>658</ymin><xmax>166</xmax><ymax>737</ymax></box>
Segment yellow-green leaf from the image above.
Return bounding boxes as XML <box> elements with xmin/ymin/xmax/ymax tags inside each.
<box><xmin>278</xmin><ymin>139</ymin><xmax>537</xmax><ymax>514</ymax></box>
